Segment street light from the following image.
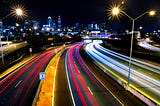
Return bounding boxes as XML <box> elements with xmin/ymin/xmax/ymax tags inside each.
<box><xmin>112</xmin><ymin>7</ymin><xmax>120</xmax><ymax>16</ymax></box>
<box><xmin>0</xmin><ymin>7</ymin><xmax>23</xmax><ymax>65</ymax></box>
<box><xmin>111</xmin><ymin>6</ymin><xmax>156</xmax><ymax>85</ymax></box>
<box><xmin>16</xmin><ymin>8</ymin><xmax>23</xmax><ymax>16</ymax></box>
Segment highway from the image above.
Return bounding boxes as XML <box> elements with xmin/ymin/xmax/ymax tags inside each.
<box><xmin>0</xmin><ymin>42</ymin><xmax>27</xmax><ymax>58</ymax></box>
<box><xmin>85</xmin><ymin>41</ymin><xmax>160</xmax><ymax>105</ymax></box>
<box><xmin>138</xmin><ymin>40</ymin><xmax>160</xmax><ymax>52</ymax></box>
<box><xmin>65</xmin><ymin>42</ymin><xmax>122</xmax><ymax>105</ymax></box>
<box><xmin>0</xmin><ymin>49</ymin><xmax>58</xmax><ymax>106</ymax></box>
<box><xmin>0</xmin><ymin>41</ymin><xmax>159</xmax><ymax>105</ymax></box>
<box><xmin>54</xmin><ymin>49</ymin><xmax>73</xmax><ymax>106</ymax></box>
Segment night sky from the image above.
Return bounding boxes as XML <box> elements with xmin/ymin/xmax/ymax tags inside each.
<box><xmin>0</xmin><ymin>0</ymin><xmax>160</xmax><ymax>31</ymax></box>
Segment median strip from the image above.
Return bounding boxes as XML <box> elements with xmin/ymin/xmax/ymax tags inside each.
<box><xmin>32</xmin><ymin>47</ymin><xmax>63</xmax><ymax>106</ymax></box>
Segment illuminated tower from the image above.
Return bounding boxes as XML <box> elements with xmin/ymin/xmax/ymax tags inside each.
<box><xmin>47</xmin><ymin>16</ymin><xmax>53</xmax><ymax>27</ymax></box>
<box><xmin>58</xmin><ymin>16</ymin><xmax>61</xmax><ymax>28</ymax></box>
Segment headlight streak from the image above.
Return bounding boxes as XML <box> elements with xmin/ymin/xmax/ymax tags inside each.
<box><xmin>93</xmin><ymin>44</ymin><xmax>160</xmax><ymax>87</ymax></box>
<box><xmin>65</xmin><ymin>42</ymin><xmax>123</xmax><ymax>105</ymax></box>
<box><xmin>66</xmin><ymin>44</ymin><xmax>98</xmax><ymax>106</ymax></box>
<box><xmin>139</xmin><ymin>41</ymin><xmax>160</xmax><ymax>53</ymax></box>
<box><xmin>65</xmin><ymin>51</ymin><xmax>76</xmax><ymax>106</ymax></box>
<box><xmin>74</xmin><ymin>43</ymin><xmax>122</xmax><ymax>105</ymax></box>
<box><xmin>93</xmin><ymin>42</ymin><xmax>160</xmax><ymax>86</ymax></box>
<box><xmin>94</xmin><ymin>42</ymin><xmax>160</xmax><ymax>73</ymax></box>
<box><xmin>85</xmin><ymin>42</ymin><xmax>160</xmax><ymax>98</ymax></box>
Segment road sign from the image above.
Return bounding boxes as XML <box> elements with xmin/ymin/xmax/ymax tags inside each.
<box><xmin>29</xmin><ymin>48</ymin><xmax>32</xmax><ymax>53</ymax></box>
<box><xmin>39</xmin><ymin>72</ymin><xmax>46</xmax><ymax>80</ymax></box>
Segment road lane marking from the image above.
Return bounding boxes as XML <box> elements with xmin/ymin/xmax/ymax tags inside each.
<box><xmin>65</xmin><ymin>53</ymin><xmax>76</xmax><ymax>106</ymax></box>
<box><xmin>15</xmin><ymin>80</ymin><xmax>22</xmax><ymax>88</ymax></box>
<box><xmin>52</xmin><ymin>49</ymin><xmax>64</xmax><ymax>106</ymax></box>
<box><xmin>88</xmin><ymin>86</ymin><xmax>93</xmax><ymax>95</ymax></box>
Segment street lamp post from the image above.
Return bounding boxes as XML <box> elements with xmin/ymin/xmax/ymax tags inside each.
<box><xmin>0</xmin><ymin>8</ymin><xmax>23</xmax><ymax>65</ymax></box>
<box><xmin>112</xmin><ymin>7</ymin><xmax>156</xmax><ymax>85</ymax></box>
<box><xmin>0</xmin><ymin>20</ymin><xmax>4</xmax><ymax>64</ymax></box>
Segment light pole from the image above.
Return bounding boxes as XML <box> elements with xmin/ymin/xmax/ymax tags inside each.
<box><xmin>0</xmin><ymin>7</ymin><xmax>23</xmax><ymax>65</ymax></box>
<box><xmin>112</xmin><ymin>7</ymin><xmax>156</xmax><ymax>85</ymax></box>
<box><xmin>0</xmin><ymin>20</ymin><xmax>4</xmax><ymax>65</ymax></box>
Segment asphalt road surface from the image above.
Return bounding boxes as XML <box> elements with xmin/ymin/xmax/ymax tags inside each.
<box><xmin>54</xmin><ymin>49</ymin><xmax>73</xmax><ymax>106</ymax></box>
<box><xmin>0</xmin><ymin>49</ymin><xmax>56</xmax><ymax>106</ymax></box>
<box><xmin>81</xmin><ymin>43</ymin><xmax>147</xmax><ymax>106</ymax></box>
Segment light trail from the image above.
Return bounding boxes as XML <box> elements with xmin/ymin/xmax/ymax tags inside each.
<box><xmin>65</xmin><ymin>42</ymin><xmax>122</xmax><ymax>105</ymax></box>
<box><xmin>94</xmin><ymin>42</ymin><xmax>160</xmax><ymax>73</ymax></box>
<box><xmin>0</xmin><ymin>49</ymin><xmax>58</xmax><ymax>106</ymax></box>
<box><xmin>139</xmin><ymin>40</ymin><xmax>160</xmax><ymax>52</ymax></box>
<box><xmin>85</xmin><ymin>41</ymin><xmax>160</xmax><ymax>105</ymax></box>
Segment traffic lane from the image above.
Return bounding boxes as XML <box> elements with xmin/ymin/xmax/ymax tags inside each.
<box><xmin>66</xmin><ymin>43</ymin><xmax>121</xmax><ymax>105</ymax></box>
<box><xmin>66</xmin><ymin>47</ymin><xmax>87</xmax><ymax>106</ymax></box>
<box><xmin>80</xmin><ymin>46</ymin><xmax>146</xmax><ymax>106</ymax></box>
<box><xmin>74</xmin><ymin>43</ymin><xmax>121</xmax><ymax>105</ymax></box>
<box><xmin>66</xmin><ymin>45</ymin><xmax>98</xmax><ymax>106</ymax></box>
<box><xmin>19</xmin><ymin>48</ymin><xmax>63</xmax><ymax>106</ymax></box>
<box><xmin>0</xmin><ymin>42</ymin><xmax>27</xmax><ymax>57</ymax></box>
<box><xmin>139</xmin><ymin>40</ymin><xmax>160</xmax><ymax>52</ymax></box>
<box><xmin>16</xmin><ymin>52</ymin><xmax>54</xmax><ymax>106</ymax></box>
<box><xmin>0</xmin><ymin>50</ymin><xmax>56</xmax><ymax>106</ymax></box>
<box><xmin>87</xmin><ymin>43</ymin><xmax>160</xmax><ymax>89</ymax></box>
<box><xmin>0</xmin><ymin>52</ymin><xmax>50</xmax><ymax>93</ymax></box>
<box><xmin>86</xmin><ymin>43</ymin><xmax>160</xmax><ymax>99</ymax></box>
<box><xmin>54</xmin><ymin>49</ymin><xmax>73</xmax><ymax>106</ymax></box>
<box><xmin>0</xmin><ymin>48</ymin><xmax>59</xmax><ymax>87</ymax></box>
<box><xmin>94</xmin><ymin>42</ymin><xmax>160</xmax><ymax>80</ymax></box>
<box><xmin>0</xmin><ymin>51</ymin><xmax>54</xmax><ymax>106</ymax></box>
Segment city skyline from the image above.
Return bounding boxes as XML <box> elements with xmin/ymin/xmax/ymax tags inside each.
<box><xmin>0</xmin><ymin>0</ymin><xmax>160</xmax><ymax>31</ymax></box>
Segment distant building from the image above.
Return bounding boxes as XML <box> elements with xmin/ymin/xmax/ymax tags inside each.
<box><xmin>88</xmin><ymin>22</ymin><xmax>100</xmax><ymax>31</ymax></box>
<box><xmin>52</xmin><ymin>20</ymin><xmax>56</xmax><ymax>30</ymax></box>
<box><xmin>88</xmin><ymin>22</ymin><xmax>106</xmax><ymax>31</ymax></box>
<box><xmin>58</xmin><ymin>16</ymin><xmax>61</xmax><ymax>28</ymax></box>
<box><xmin>32</xmin><ymin>20</ymin><xmax>40</xmax><ymax>30</ymax></box>
<box><xmin>47</xmin><ymin>16</ymin><xmax>53</xmax><ymax>27</ymax></box>
<box><xmin>24</xmin><ymin>20</ymin><xmax>32</xmax><ymax>30</ymax></box>
<box><xmin>47</xmin><ymin>16</ymin><xmax>56</xmax><ymax>31</ymax></box>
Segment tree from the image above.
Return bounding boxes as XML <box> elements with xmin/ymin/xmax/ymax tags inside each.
<box><xmin>26</xmin><ymin>34</ymin><xmax>48</xmax><ymax>52</ymax></box>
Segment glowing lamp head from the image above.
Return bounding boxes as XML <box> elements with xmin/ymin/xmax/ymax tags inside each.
<box><xmin>112</xmin><ymin>7</ymin><xmax>120</xmax><ymax>15</ymax></box>
<box><xmin>16</xmin><ymin>8</ymin><xmax>23</xmax><ymax>16</ymax></box>
<box><xmin>149</xmin><ymin>11</ymin><xmax>156</xmax><ymax>16</ymax></box>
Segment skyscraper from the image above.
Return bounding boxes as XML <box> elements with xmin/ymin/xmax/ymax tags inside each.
<box><xmin>24</xmin><ymin>20</ymin><xmax>32</xmax><ymax>30</ymax></box>
<box><xmin>47</xmin><ymin>16</ymin><xmax>57</xmax><ymax>30</ymax></box>
<box><xmin>58</xmin><ymin>16</ymin><xmax>61</xmax><ymax>28</ymax></box>
<box><xmin>47</xmin><ymin>16</ymin><xmax>53</xmax><ymax>27</ymax></box>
